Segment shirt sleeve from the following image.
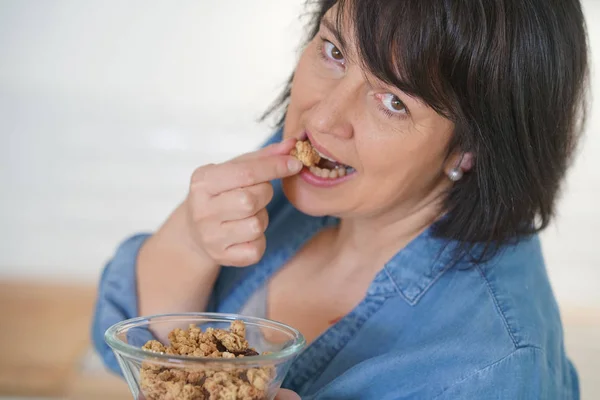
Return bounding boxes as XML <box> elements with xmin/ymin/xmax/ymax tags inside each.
<box><xmin>91</xmin><ymin>234</ymin><xmax>150</xmax><ymax>375</ymax></box>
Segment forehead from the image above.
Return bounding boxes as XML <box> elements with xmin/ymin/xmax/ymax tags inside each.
<box><xmin>315</xmin><ymin>0</ymin><xmax>455</xmax><ymax>119</ymax></box>
<box><xmin>320</xmin><ymin>3</ymin><xmax>354</xmax><ymax>50</ymax></box>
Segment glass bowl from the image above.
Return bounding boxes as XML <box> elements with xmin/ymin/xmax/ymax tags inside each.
<box><xmin>105</xmin><ymin>312</ymin><xmax>306</xmax><ymax>400</ymax></box>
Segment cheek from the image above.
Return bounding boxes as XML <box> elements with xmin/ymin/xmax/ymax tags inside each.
<box><xmin>289</xmin><ymin>59</ymin><xmax>320</xmax><ymax>108</ymax></box>
<box><xmin>284</xmin><ymin>58</ymin><xmax>313</xmax><ymax>138</ymax></box>
<box><xmin>287</xmin><ymin>42</ymin><xmax>333</xmax><ymax>116</ymax></box>
<box><xmin>358</xmin><ymin>128</ymin><xmax>452</xmax><ymax>181</ymax></box>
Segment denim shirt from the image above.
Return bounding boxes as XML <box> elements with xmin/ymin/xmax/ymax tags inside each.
<box><xmin>92</xmin><ymin>129</ymin><xmax>579</xmax><ymax>399</ymax></box>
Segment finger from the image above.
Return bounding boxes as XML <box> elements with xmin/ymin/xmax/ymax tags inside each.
<box><xmin>222</xmin><ymin>209</ymin><xmax>269</xmax><ymax>246</ymax></box>
<box><xmin>212</xmin><ymin>183</ymin><xmax>274</xmax><ymax>221</ymax></box>
<box><xmin>223</xmin><ymin>236</ymin><xmax>267</xmax><ymax>267</ymax></box>
<box><xmin>199</xmin><ymin>155</ymin><xmax>303</xmax><ymax>195</ymax></box>
<box><xmin>232</xmin><ymin>138</ymin><xmax>297</xmax><ymax>163</ymax></box>
<box><xmin>275</xmin><ymin>389</ymin><xmax>301</xmax><ymax>400</ymax></box>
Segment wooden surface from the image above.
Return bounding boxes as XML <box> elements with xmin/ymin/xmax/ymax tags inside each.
<box><xmin>0</xmin><ymin>281</ymin><xmax>130</xmax><ymax>399</ymax></box>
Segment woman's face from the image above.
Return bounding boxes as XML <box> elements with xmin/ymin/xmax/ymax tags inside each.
<box><xmin>282</xmin><ymin>9</ymin><xmax>456</xmax><ymax>220</ymax></box>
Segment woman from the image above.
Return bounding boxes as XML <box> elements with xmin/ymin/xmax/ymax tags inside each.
<box><xmin>92</xmin><ymin>0</ymin><xmax>588</xmax><ymax>398</ymax></box>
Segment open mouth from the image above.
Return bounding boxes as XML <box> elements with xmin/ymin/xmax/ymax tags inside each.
<box><xmin>292</xmin><ymin>133</ymin><xmax>355</xmax><ymax>179</ymax></box>
<box><xmin>310</xmin><ymin>148</ymin><xmax>355</xmax><ymax>179</ymax></box>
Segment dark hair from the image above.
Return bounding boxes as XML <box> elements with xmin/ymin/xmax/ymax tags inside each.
<box><xmin>264</xmin><ymin>0</ymin><xmax>589</xmax><ymax>262</ymax></box>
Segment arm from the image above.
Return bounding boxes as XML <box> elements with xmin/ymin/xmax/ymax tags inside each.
<box><xmin>136</xmin><ymin>201</ymin><xmax>221</xmax><ymax>316</ymax></box>
<box><xmin>91</xmin><ymin>234</ymin><xmax>150</xmax><ymax>375</ymax></box>
<box><xmin>90</xmin><ymin>206</ymin><xmax>223</xmax><ymax>375</ymax></box>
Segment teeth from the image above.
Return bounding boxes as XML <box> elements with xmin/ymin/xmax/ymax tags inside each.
<box><xmin>309</xmin><ymin>165</ymin><xmax>354</xmax><ymax>179</ymax></box>
<box><xmin>314</xmin><ymin>149</ymin><xmax>337</xmax><ymax>163</ymax></box>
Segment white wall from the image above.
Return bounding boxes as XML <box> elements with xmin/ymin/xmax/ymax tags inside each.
<box><xmin>0</xmin><ymin>0</ymin><xmax>305</xmax><ymax>279</ymax></box>
<box><xmin>0</xmin><ymin>1</ymin><xmax>598</xmax><ymax>310</ymax></box>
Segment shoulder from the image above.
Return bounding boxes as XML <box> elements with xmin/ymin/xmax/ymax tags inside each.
<box><xmin>414</xmin><ymin>235</ymin><xmax>575</xmax><ymax>397</ymax></box>
<box><xmin>427</xmin><ymin>235</ymin><xmax>572</xmax><ymax>383</ymax></box>
<box><xmin>394</xmin><ymin>234</ymin><xmax>559</xmax><ymax>352</ymax></box>
<box><xmin>473</xmin><ymin>235</ymin><xmax>560</xmax><ymax>349</ymax></box>
<box><xmin>414</xmin><ymin>235</ymin><xmax>562</xmax><ymax>352</ymax></box>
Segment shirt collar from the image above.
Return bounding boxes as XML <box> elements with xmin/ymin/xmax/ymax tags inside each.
<box><xmin>280</xmin><ymin>210</ymin><xmax>468</xmax><ymax>306</ymax></box>
<box><xmin>370</xmin><ymin>226</ymin><xmax>469</xmax><ymax>305</ymax></box>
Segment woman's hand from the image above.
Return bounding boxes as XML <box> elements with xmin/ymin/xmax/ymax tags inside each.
<box><xmin>136</xmin><ymin>138</ymin><xmax>301</xmax><ymax>317</ymax></box>
<box><xmin>275</xmin><ymin>388</ymin><xmax>301</xmax><ymax>400</ymax></box>
<box><xmin>186</xmin><ymin>138</ymin><xmax>302</xmax><ymax>267</ymax></box>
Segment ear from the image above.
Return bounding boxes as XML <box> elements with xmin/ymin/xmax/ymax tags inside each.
<box><xmin>445</xmin><ymin>152</ymin><xmax>475</xmax><ymax>175</ymax></box>
<box><xmin>460</xmin><ymin>152</ymin><xmax>474</xmax><ymax>171</ymax></box>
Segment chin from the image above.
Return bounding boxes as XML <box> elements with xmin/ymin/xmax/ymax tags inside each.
<box><xmin>281</xmin><ymin>175</ymin><xmax>339</xmax><ymax>217</ymax></box>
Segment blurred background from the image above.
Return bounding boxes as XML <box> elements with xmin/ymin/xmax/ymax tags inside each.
<box><xmin>0</xmin><ymin>1</ymin><xmax>598</xmax><ymax>398</ymax></box>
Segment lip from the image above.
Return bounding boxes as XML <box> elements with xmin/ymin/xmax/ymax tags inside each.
<box><xmin>304</xmin><ymin>131</ymin><xmax>346</xmax><ymax>165</ymax></box>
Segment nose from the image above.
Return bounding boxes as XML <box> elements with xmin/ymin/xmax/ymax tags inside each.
<box><xmin>306</xmin><ymin>71</ymin><xmax>360</xmax><ymax>140</ymax></box>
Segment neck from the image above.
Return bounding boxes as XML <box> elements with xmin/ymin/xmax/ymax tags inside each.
<box><xmin>328</xmin><ymin>193</ymin><xmax>446</xmax><ymax>272</ymax></box>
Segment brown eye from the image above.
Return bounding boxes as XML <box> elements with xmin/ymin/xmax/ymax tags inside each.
<box><xmin>324</xmin><ymin>41</ymin><xmax>345</xmax><ymax>62</ymax></box>
<box><xmin>331</xmin><ymin>46</ymin><xmax>343</xmax><ymax>60</ymax></box>
<box><xmin>390</xmin><ymin>96</ymin><xmax>404</xmax><ymax>111</ymax></box>
<box><xmin>380</xmin><ymin>93</ymin><xmax>408</xmax><ymax>116</ymax></box>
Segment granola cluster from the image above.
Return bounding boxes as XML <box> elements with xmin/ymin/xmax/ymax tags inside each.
<box><xmin>139</xmin><ymin>321</ymin><xmax>274</xmax><ymax>400</ymax></box>
<box><xmin>290</xmin><ymin>140</ymin><xmax>320</xmax><ymax>167</ymax></box>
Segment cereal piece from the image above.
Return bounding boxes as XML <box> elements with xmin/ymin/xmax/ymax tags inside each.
<box><xmin>204</xmin><ymin>372</ymin><xmax>241</xmax><ymax>400</ymax></box>
<box><xmin>186</xmin><ymin>371</ymin><xmax>206</xmax><ymax>385</ymax></box>
<box><xmin>212</xmin><ymin>330</ymin><xmax>249</xmax><ymax>353</ymax></box>
<box><xmin>168</xmin><ymin>326</ymin><xmax>205</xmax><ymax>356</ymax></box>
<box><xmin>201</xmin><ymin>341</ymin><xmax>219</xmax><ymax>355</ymax></box>
<box><xmin>237</xmin><ymin>383</ymin><xmax>265</xmax><ymax>400</ymax></box>
<box><xmin>142</xmin><ymin>340</ymin><xmax>166</xmax><ymax>354</ymax></box>
<box><xmin>179</xmin><ymin>383</ymin><xmax>206</xmax><ymax>399</ymax></box>
<box><xmin>156</xmin><ymin>369</ymin><xmax>175</xmax><ymax>381</ymax></box>
<box><xmin>236</xmin><ymin>348</ymin><xmax>260</xmax><ymax>357</ymax></box>
<box><xmin>291</xmin><ymin>140</ymin><xmax>320</xmax><ymax>167</ymax></box>
<box><xmin>143</xmin><ymin>380</ymin><xmax>206</xmax><ymax>400</ymax></box>
<box><xmin>247</xmin><ymin>368</ymin><xmax>270</xmax><ymax>391</ymax></box>
<box><xmin>188</xmin><ymin>324</ymin><xmax>202</xmax><ymax>341</ymax></box>
<box><xmin>230</xmin><ymin>320</ymin><xmax>246</xmax><ymax>338</ymax></box>
<box><xmin>208</xmin><ymin>350</ymin><xmax>222</xmax><ymax>358</ymax></box>
<box><xmin>141</xmin><ymin>359</ymin><xmax>165</xmax><ymax>373</ymax></box>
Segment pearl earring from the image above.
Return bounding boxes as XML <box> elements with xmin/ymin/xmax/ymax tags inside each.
<box><xmin>448</xmin><ymin>168</ymin><xmax>464</xmax><ymax>182</ymax></box>
<box><xmin>448</xmin><ymin>153</ymin><xmax>465</xmax><ymax>182</ymax></box>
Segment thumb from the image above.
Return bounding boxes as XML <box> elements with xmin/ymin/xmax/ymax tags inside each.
<box><xmin>275</xmin><ymin>388</ymin><xmax>301</xmax><ymax>400</ymax></box>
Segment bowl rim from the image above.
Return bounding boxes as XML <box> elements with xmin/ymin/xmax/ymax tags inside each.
<box><xmin>104</xmin><ymin>312</ymin><xmax>306</xmax><ymax>364</ymax></box>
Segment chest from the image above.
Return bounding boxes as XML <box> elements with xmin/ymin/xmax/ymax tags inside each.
<box><xmin>265</xmin><ymin>235</ymin><xmax>377</xmax><ymax>344</ymax></box>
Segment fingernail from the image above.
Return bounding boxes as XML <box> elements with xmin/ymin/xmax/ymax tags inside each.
<box><xmin>287</xmin><ymin>158</ymin><xmax>303</xmax><ymax>172</ymax></box>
